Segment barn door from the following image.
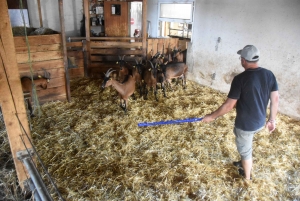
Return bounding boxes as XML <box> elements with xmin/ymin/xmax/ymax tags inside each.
<box><xmin>104</xmin><ymin>1</ymin><xmax>128</xmax><ymax>37</ymax></box>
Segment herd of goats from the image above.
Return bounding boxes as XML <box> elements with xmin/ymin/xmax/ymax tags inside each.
<box><xmin>20</xmin><ymin>49</ymin><xmax>188</xmax><ymax>115</ymax></box>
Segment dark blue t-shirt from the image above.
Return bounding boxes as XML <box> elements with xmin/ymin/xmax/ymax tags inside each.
<box><xmin>228</xmin><ymin>67</ymin><xmax>278</xmax><ymax>131</ymax></box>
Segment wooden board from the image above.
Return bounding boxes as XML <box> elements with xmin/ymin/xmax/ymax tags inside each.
<box><xmin>91</xmin><ymin>41</ymin><xmax>142</xmax><ymax>49</ymax></box>
<box><xmin>91</xmin><ymin>48</ymin><xmax>143</xmax><ymax>56</ymax></box>
<box><xmin>16</xmin><ymin>50</ymin><xmax>63</xmax><ymax>63</ymax></box>
<box><xmin>14</xmin><ymin>34</ymin><xmax>62</xmax><ymax>47</ymax></box>
<box><xmin>67</xmin><ymin>42</ymin><xmax>85</xmax><ymax>79</ymax></box>
<box><xmin>0</xmin><ymin>0</ymin><xmax>31</xmax><ymax>188</ymax></box>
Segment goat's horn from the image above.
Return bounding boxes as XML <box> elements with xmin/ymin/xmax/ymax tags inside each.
<box><xmin>42</xmin><ymin>68</ymin><xmax>51</xmax><ymax>79</ymax></box>
<box><xmin>122</xmin><ymin>55</ymin><xmax>125</xmax><ymax>60</ymax></box>
<box><xmin>105</xmin><ymin>68</ymin><xmax>115</xmax><ymax>77</ymax></box>
<box><xmin>135</xmin><ymin>58</ymin><xmax>139</xmax><ymax>65</ymax></box>
<box><xmin>118</xmin><ymin>55</ymin><xmax>121</xmax><ymax>60</ymax></box>
<box><xmin>149</xmin><ymin>61</ymin><xmax>154</xmax><ymax>69</ymax></box>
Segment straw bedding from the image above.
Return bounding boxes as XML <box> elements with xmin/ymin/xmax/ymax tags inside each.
<box><xmin>1</xmin><ymin>78</ymin><xmax>300</xmax><ymax>200</ymax></box>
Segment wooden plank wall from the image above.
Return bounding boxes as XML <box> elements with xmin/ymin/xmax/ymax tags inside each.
<box><xmin>14</xmin><ymin>34</ymin><xmax>67</xmax><ymax>104</ymax></box>
<box><xmin>64</xmin><ymin>37</ymin><xmax>180</xmax><ymax>79</ymax></box>
<box><xmin>67</xmin><ymin>40</ymin><xmax>85</xmax><ymax>79</ymax></box>
<box><xmin>146</xmin><ymin>38</ymin><xmax>179</xmax><ymax>60</ymax></box>
<box><xmin>88</xmin><ymin>37</ymin><xmax>144</xmax><ymax>78</ymax></box>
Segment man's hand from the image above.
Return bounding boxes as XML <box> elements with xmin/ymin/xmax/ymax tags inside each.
<box><xmin>265</xmin><ymin>120</ymin><xmax>276</xmax><ymax>133</ymax></box>
<box><xmin>202</xmin><ymin>114</ymin><xmax>215</xmax><ymax>123</ymax></box>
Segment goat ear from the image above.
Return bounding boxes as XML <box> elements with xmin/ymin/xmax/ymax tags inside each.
<box><xmin>116</xmin><ymin>61</ymin><xmax>119</xmax><ymax>64</ymax></box>
<box><xmin>38</xmin><ymin>75</ymin><xmax>42</xmax><ymax>78</ymax></box>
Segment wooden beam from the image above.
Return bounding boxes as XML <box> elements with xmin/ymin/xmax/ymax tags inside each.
<box><xmin>37</xmin><ymin>0</ymin><xmax>43</xmax><ymax>27</ymax></box>
<box><xmin>84</xmin><ymin>0</ymin><xmax>91</xmax><ymax>77</ymax></box>
<box><xmin>0</xmin><ymin>0</ymin><xmax>31</xmax><ymax>189</ymax></box>
<box><xmin>58</xmin><ymin>0</ymin><xmax>71</xmax><ymax>102</ymax></box>
<box><xmin>142</xmin><ymin>0</ymin><xmax>147</xmax><ymax>59</ymax></box>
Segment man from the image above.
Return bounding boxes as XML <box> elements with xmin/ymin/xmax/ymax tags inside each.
<box><xmin>202</xmin><ymin>45</ymin><xmax>279</xmax><ymax>181</ymax></box>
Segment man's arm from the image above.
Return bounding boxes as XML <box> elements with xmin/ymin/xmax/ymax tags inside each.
<box><xmin>265</xmin><ymin>91</ymin><xmax>279</xmax><ymax>132</ymax></box>
<box><xmin>202</xmin><ymin>98</ymin><xmax>237</xmax><ymax>123</ymax></box>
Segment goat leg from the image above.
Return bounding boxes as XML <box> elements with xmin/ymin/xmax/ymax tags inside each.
<box><xmin>124</xmin><ymin>99</ymin><xmax>128</xmax><ymax>113</ymax></box>
<box><xmin>132</xmin><ymin>93</ymin><xmax>136</xmax><ymax>100</ymax></box>
<box><xmin>161</xmin><ymin>83</ymin><xmax>166</xmax><ymax>97</ymax></box>
<box><xmin>143</xmin><ymin>85</ymin><xmax>148</xmax><ymax>100</ymax></box>
<box><xmin>26</xmin><ymin>98</ymin><xmax>34</xmax><ymax>117</ymax></box>
<box><xmin>183</xmin><ymin>74</ymin><xmax>187</xmax><ymax>89</ymax></box>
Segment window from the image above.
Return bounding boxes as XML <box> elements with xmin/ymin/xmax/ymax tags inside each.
<box><xmin>158</xmin><ymin>2</ymin><xmax>194</xmax><ymax>40</ymax></box>
<box><xmin>160</xmin><ymin>3</ymin><xmax>193</xmax><ymax>20</ymax></box>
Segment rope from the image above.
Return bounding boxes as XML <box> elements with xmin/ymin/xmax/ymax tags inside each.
<box><xmin>19</xmin><ymin>0</ymin><xmax>41</xmax><ymax>117</ymax></box>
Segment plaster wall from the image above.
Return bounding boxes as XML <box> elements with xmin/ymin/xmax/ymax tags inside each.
<box><xmin>188</xmin><ymin>0</ymin><xmax>300</xmax><ymax>119</ymax></box>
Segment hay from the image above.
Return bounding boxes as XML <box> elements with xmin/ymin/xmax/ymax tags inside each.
<box><xmin>1</xmin><ymin>78</ymin><xmax>300</xmax><ymax>200</ymax></box>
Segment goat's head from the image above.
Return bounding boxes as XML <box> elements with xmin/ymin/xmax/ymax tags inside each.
<box><xmin>102</xmin><ymin>68</ymin><xmax>115</xmax><ymax>88</ymax></box>
<box><xmin>116</xmin><ymin>55</ymin><xmax>126</xmax><ymax>70</ymax></box>
<box><xmin>172</xmin><ymin>48</ymin><xmax>181</xmax><ymax>61</ymax></box>
<box><xmin>150</xmin><ymin>52</ymin><xmax>161</xmax><ymax>63</ymax></box>
<box><xmin>148</xmin><ymin>60</ymin><xmax>158</xmax><ymax>79</ymax></box>
<box><xmin>134</xmin><ymin>58</ymin><xmax>144</xmax><ymax>75</ymax></box>
<box><xmin>36</xmin><ymin>69</ymin><xmax>51</xmax><ymax>89</ymax></box>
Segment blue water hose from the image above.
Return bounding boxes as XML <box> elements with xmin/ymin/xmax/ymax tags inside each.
<box><xmin>138</xmin><ymin>117</ymin><xmax>203</xmax><ymax>127</ymax></box>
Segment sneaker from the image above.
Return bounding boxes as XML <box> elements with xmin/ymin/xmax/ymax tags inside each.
<box><xmin>238</xmin><ymin>168</ymin><xmax>252</xmax><ymax>180</ymax></box>
<box><xmin>233</xmin><ymin>160</ymin><xmax>243</xmax><ymax>168</ymax></box>
<box><xmin>238</xmin><ymin>168</ymin><xmax>245</xmax><ymax>177</ymax></box>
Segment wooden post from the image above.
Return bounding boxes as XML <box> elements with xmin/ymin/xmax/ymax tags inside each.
<box><xmin>142</xmin><ymin>0</ymin><xmax>147</xmax><ymax>59</ymax></box>
<box><xmin>84</xmin><ymin>0</ymin><xmax>91</xmax><ymax>76</ymax></box>
<box><xmin>58</xmin><ymin>0</ymin><xmax>71</xmax><ymax>102</ymax></box>
<box><xmin>0</xmin><ymin>0</ymin><xmax>32</xmax><ymax>189</ymax></box>
<box><xmin>37</xmin><ymin>0</ymin><xmax>43</xmax><ymax>27</ymax></box>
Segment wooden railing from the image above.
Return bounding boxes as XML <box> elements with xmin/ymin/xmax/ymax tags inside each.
<box><xmin>66</xmin><ymin>37</ymin><xmax>181</xmax><ymax>78</ymax></box>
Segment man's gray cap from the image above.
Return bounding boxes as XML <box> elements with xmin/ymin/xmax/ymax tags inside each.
<box><xmin>237</xmin><ymin>45</ymin><xmax>260</xmax><ymax>62</ymax></box>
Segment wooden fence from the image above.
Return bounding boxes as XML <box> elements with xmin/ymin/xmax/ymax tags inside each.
<box><xmin>14</xmin><ymin>34</ymin><xmax>67</xmax><ymax>104</ymax></box>
<box><xmin>66</xmin><ymin>37</ymin><xmax>181</xmax><ymax>78</ymax></box>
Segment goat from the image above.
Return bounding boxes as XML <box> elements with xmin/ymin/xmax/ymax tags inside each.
<box><xmin>116</xmin><ymin>55</ymin><xmax>132</xmax><ymax>83</ymax></box>
<box><xmin>133</xmin><ymin>58</ymin><xmax>144</xmax><ymax>97</ymax></box>
<box><xmin>142</xmin><ymin>60</ymin><xmax>159</xmax><ymax>101</ymax></box>
<box><xmin>159</xmin><ymin>62</ymin><xmax>188</xmax><ymax>90</ymax></box>
<box><xmin>21</xmin><ymin>69</ymin><xmax>51</xmax><ymax>117</ymax></box>
<box><xmin>102</xmin><ymin>68</ymin><xmax>136</xmax><ymax>113</ymax></box>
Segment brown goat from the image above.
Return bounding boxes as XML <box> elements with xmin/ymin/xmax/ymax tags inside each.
<box><xmin>21</xmin><ymin>69</ymin><xmax>51</xmax><ymax>117</ymax></box>
<box><xmin>117</xmin><ymin>55</ymin><xmax>132</xmax><ymax>83</ymax></box>
<box><xmin>102</xmin><ymin>68</ymin><xmax>136</xmax><ymax>112</ymax></box>
<box><xmin>159</xmin><ymin>62</ymin><xmax>188</xmax><ymax>90</ymax></box>
<box><xmin>132</xmin><ymin>59</ymin><xmax>144</xmax><ymax>97</ymax></box>
<box><xmin>142</xmin><ymin>60</ymin><xmax>159</xmax><ymax>101</ymax></box>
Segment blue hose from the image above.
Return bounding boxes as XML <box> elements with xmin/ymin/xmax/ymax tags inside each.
<box><xmin>138</xmin><ymin>117</ymin><xmax>203</xmax><ymax>127</ymax></box>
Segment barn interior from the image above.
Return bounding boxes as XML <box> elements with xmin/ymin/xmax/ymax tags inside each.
<box><xmin>0</xmin><ymin>0</ymin><xmax>300</xmax><ymax>200</ymax></box>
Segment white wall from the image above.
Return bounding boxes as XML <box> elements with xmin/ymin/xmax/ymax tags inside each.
<box><xmin>27</xmin><ymin>0</ymin><xmax>83</xmax><ymax>37</ymax></box>
<box><xmin>188</xmin><ymin>0</ymin><xmax>300</xmax><ymax>119</ymax></box>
